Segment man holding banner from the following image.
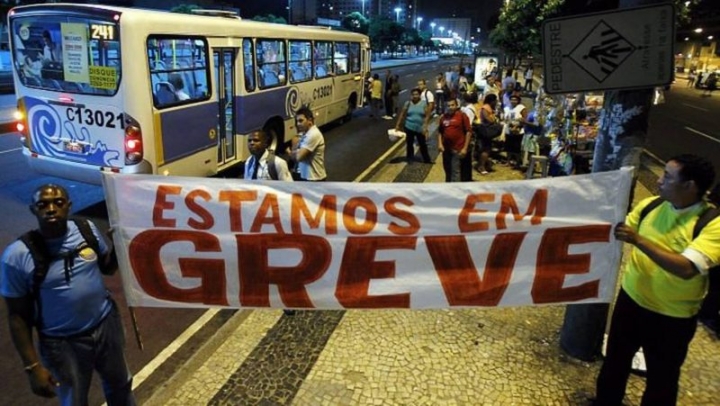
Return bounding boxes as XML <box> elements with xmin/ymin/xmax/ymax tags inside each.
<box><xmin>594</xmin><ymin>154</ymin><xmax>720</xmax><ymax>406</ymax></box>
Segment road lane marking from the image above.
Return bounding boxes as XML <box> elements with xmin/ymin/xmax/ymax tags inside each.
<box><xmin>0</xmin><ymin>147</ymin><xmax>21</xmax><ymax>155</ymax></box>
<box><xmin>354</xmin><ymin>134</ymin><xmax>406</xmax><ymax>182</ymax></box>
<box><xmin>684</xmin><ymin>126</ymin><xmax>719</xmax><ymax>144</ymax></box>
<box><xmin>682</xmin><ymin>103</ymin><xmax>709</xmax><ymax>112</ymax></box>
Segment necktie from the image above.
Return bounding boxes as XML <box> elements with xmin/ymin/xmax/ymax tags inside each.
<box><xmin>251</xmin><ymin>157</ymin><xmax>260</xmax><ymax>180</ymax></box>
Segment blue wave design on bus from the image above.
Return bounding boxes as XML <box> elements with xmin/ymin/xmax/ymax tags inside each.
<box><xmin>26</xmin><ymin>97</ymin><xmax>121</xmax><ymax>167</ymax></box>
<box><xmin>285</xmin><ymin>86</ymin><xmax>301</xmax><ymax>117</ymax></box>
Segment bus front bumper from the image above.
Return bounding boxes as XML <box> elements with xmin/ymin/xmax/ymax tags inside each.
<box><xmin>23</xmin><ymin>147</ymin><xmax>153</xmax><ymax>186</ymax></box>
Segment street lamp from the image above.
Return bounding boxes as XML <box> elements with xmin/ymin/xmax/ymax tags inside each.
<box><xmin>394</xmin><ymin>7</ymin><xmax>401</xmax><ymax>23</ymax></box>
<box><xmin>430</xmin><ymin>22</ymin><xmax>436</xmax><ymax>36</ymax></box>
<box><xmin>360</xmin><ymin>0</ymin><xmax>365</xmax><ymax>16</ymax></box>
<box><xmin>416</xmin><ymin>16</ymin><xmax>423</xmax><ymax>30</ymax></box>
<box><xmin>439</xmin><ymin>26</ymin><xmax>445</xmax><ymax>36</ymax></box>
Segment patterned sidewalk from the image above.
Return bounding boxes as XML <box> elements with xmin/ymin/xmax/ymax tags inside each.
<box><xmin>140</xmin><ymin>150</ymin><xmax>720</xmax><ymax>406</ymax></box>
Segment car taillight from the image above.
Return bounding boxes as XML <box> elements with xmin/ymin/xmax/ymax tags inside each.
<box><xmin>15</xmin><ymin>100</ymin><xmax>29</xmax><ymax>144</ymax></box>
<box><xmin>125</xmin><ymin>125</ymin><xmax>143</xmax><ymax>165</ymax></box>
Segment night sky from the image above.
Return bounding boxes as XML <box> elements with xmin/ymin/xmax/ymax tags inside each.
<box><xmin>238</xmin><ymin>0</ymin><xmax>504</xmax><ymax>32</ymax></box>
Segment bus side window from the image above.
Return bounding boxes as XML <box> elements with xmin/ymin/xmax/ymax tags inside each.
<box><xmin>147</xmin><ymin>36</ymin><xmax>211</xmax><ymax>108</ymax></box>
<box><xmin>243</xmin><ymin>39</ymin><xmax>255</xmax><ymax>92</ymax></box>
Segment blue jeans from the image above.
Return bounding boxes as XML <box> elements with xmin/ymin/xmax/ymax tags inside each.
<box><xmin>39</xmin><ymin>304</ymin><xmax>135</xmax><ymax>406</ymax></box>
<box><xmin>442</xmin><ymin>149</ymin><xmax>462</xmax><ymax>182</ymax></box>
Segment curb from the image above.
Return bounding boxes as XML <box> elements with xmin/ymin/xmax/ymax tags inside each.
<box><xmin>355</xmin><ymin>135</ymin><xmax>406</xmax><ymax>182</ymax></box>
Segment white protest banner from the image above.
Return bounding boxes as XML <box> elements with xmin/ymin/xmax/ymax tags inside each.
<box><xmin>102</xmin><ymin>168</ymin><xmax>632</xmax><ymax>309</ymax></box>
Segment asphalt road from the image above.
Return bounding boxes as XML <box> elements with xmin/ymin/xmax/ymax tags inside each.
<box><xmin>0</xmin><ymin>57</ymin><xmax>456</xmax><ymax>406</ymax></box>
<box><xmin>647</xmin><ymin>80</ymin><xmax>720</xmax><ymax>174</ymax></box>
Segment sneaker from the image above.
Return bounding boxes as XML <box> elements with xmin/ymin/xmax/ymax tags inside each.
<box><xmin>383</xmin><ymin>115</ymin><xmax>393</xmax><ymax>120</ymax></box>
<box><xmin>481</xmin><ymin>170</ymin><xmax>489</xmax><ymax>175</ymax></box>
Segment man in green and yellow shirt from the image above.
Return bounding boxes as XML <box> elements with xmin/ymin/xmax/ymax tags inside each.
<box><xmin>595</xmin><ymin>154</ymin><xmax>720</xmax><ymax>406</ymax></box>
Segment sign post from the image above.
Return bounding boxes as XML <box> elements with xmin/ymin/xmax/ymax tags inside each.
<box><xmin>542</xmin><ymin>4</ymin><xmax>675</xmax><ymax>94</ymax></box>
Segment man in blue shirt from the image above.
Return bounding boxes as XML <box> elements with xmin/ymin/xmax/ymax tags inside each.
<box><xmin>1</xmin><ymin>184</ymin><xmax>135</xmax><ymax>406</ymax></box>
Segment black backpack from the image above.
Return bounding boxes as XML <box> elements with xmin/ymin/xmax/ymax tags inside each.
<box><xmin>637</xmin><ymin>197</ymin><xmax>720</xmax><ymax>241</ymax></box>
<box><xmin>266</xmin><ymin>152</ymin><xmax>279</xmax><ymax>181</ymax></box>
<box><xmin>19</xmin><ymin>218</ymin><xmax>109</xmax><ymax>328</ymax></box>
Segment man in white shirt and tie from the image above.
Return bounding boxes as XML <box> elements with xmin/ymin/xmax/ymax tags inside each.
<box><xmin>243</xmin><ymin>130</ymin><xmax>293</xmax><ymax>181</ymax></box>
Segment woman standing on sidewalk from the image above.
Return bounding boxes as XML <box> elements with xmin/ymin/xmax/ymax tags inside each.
<box><xmin>476</xmin><ymin>93</ymin><xmax>500</xmax><ymax>174</ymax></box>
<box><xmin>435</xmin><ymin>74</ymin><xmax>447</xmax><ymax>116</ymax></box>
<box><xmin>394</xmin><ymin>88</ymin><xmax>432</xmax><ymax>164</ymax></box>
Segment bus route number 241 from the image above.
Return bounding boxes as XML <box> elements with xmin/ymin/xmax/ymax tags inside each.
<box><xmin>66</xmin><ymin>107</ymin><xmax>125</xmax><ymax>129</ymax></box>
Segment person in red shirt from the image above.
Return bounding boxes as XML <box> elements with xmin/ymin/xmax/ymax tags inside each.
<box><xmin>438</xmin><ymin>98</ymin><xmax>472</xmax><ymax>182</ymax></box>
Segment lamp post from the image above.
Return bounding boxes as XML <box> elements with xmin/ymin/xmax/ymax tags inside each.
<box><xmin>439</xmin><ymin>26</ymin><xmax>444</xmax><ymax>36</ymax></box>
<box><xmin>416</xmin><ymin>16</ymin><xmax>423</xmax><ymax>31</ymax></box>
<box><xmin>360</xmin><ymin>0</ymin><xmax>365</xmax><ymax>16</ymax></box>
<box><xmin>430</xmin><ymin>22</ymin><xmax>436</xmax><ymax>36</ymax></box>
<box><xmin>394</xmin><ymin>7</ymin><xmax>401</xmax><ymax>23</ymax></box>
<box><xmin>287</xmin><ymin>0</ymin><xmax>291</xmax><ymax>24</ymax></box>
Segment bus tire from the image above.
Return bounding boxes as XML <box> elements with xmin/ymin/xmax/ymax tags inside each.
<box><xmin>344</xmin><ymin>94</ymin><xmax>358</xmax><ymax>123</ymax></box>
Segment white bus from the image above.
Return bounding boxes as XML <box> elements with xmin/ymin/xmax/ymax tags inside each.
<box><xmin>9</xmin><ymin>4</ymin><xmax>370</xmax><ymax>184</ymax></box>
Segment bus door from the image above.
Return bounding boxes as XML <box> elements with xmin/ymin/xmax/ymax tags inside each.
<box><xmin>213</xmin><ymin>48</ymin><xmax>237</xmax><ymax>164</ymax></box>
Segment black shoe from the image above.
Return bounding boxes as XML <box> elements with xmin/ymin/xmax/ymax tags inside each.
<box><xmin>283</xmin><ymin>310</ymin><xmax>296</xmax><ymax>316</ymax></box>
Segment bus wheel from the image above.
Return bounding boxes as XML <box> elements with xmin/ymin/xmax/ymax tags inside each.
<box><xmin>344</xmin><ymin>95</ymin><xmax>357</xmax><ymax>123</ymax></box>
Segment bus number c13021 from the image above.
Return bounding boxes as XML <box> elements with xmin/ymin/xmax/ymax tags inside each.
<box><xmin>66</xmin><ymin>107</ymin><xmax>125</xmax><ymax>129</ymax></box>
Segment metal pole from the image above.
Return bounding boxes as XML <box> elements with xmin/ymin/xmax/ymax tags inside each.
<box><xmin>129</xmin><ymin>307</ymin><xmax>144</xmax><ymax>350</ymax></box>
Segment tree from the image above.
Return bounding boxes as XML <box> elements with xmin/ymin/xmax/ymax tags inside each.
<box><xmin>489</xmin><ymin>0</ymin><xmax>566</xmax><ymax>67</ymax></box>
<box><xmin>341</xmin><ymin>11</ymin><xmax>369</xmax><ymax>35</ymax></box>
<box><xmin>490</xmin><ymin>0</ymin><xmax>697</xmax><ymax>67</ymax></box>
<box><xmin>170</xmin><ymin>4</ymin><xmax>200</xmax><ymax>14</ymax></box>
<box><xmin>368</xmin><ymin>18</ymin><xmax>404</xmax><ymax>55</ymax></box>
<box><xmin>252</xmin><ymin>14</ymin><xmax>287</xmax><ymax>25</ymax></box>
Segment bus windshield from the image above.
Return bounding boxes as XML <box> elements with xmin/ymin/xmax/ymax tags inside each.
<box><xmin>11</xmin><ymin>15</ymin><xmax>121</xmax><ymax>95</ymax></box>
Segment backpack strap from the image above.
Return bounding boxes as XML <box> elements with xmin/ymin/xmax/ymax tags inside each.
<box><xmin>693</xmin><ymin>206</ymin><xmax>720</xmax><ymax>239</ymax></box>
<box><xmin>266</xmin><ymin>152</ymin><xmax>279</xmax><ymax>181</ymax></box>
<box><xmin>637</xmin><ymin>197</ymin><xmax>664</xmax><ymax>227</ymax></box>
<box><xmin>18</xmin><ymin>230</ymin><xmax>51</xmax><ymax>329</ymax></box>
<box><xmin>73</xmin><ymin>218</ymin><xmax>100</xmax><ymax>255</ymax></box>
<box><xmin>72</xmin><ymin>218</ymin><xmax>116</xmax><ymax>275</ymax></box>
<box><xmin>19</xmin><ymin>230</ymin><xmax>51</xmax><ymax>298</ymax></box>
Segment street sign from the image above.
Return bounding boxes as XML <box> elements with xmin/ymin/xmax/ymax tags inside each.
<box><xmin>542</xmin><ymin>4</ymin><xmax>674</xmax><ymax>94</ymax></box>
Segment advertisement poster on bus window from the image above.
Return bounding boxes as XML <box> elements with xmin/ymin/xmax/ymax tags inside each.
<box><xmin>61</xmin><ymin>23</ymin><xmax>89</xmax><ymax>84</ymax></box>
